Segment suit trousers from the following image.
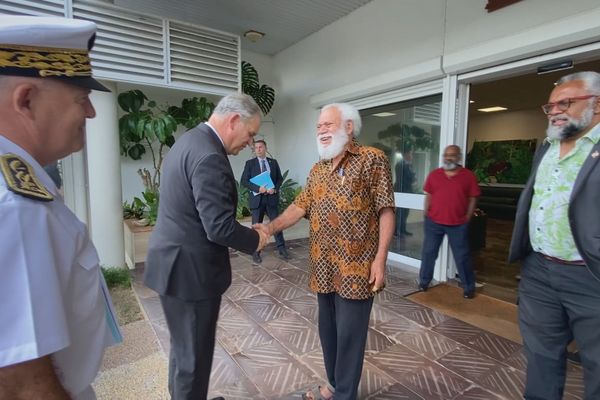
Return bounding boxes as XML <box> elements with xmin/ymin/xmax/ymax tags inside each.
<box><xmin>317</xmin><ymin>292</ymin><xmax>373</xmax><ymax>400</ymax></box>
<box><xmin>160</xmin><ymin>294</ymin><xmax>221</xmax><ymax>400</ymax></box>
<box><xmin>419</xmin><ymin>217</ymin><xmax>475</xmax><ymax>293</ymax></box>
<box><xmin>251</xmin><ymin>195</ymin><xmax>285</xmax><ymax>250</ymax></box>
<box><xmin>519</xmin><ymin>252</ymin><xmax>600</xmax><ymax>400</ymax></box>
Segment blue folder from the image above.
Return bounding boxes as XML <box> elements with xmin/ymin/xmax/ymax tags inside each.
<box><xmin>250</xmin><ymin>171</ymin><xmax>275</xmax><ymax>193</ymax></box>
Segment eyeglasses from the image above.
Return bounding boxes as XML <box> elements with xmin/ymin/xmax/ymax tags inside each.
<box><xmin>541</xmin><ymin>95</ymin><xmax>598</xmax><ymax>115</ymax></box>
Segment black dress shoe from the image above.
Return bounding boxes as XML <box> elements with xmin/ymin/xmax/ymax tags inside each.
<box><xmin>463</xmin><ymin>291</ymin><xmax>475</xmax><ymax>299</ymax></box>
<box><xmin>418</xmin><ymin>284</ymin><xmax>428</xmax><ymax>292</ymax></box>
<box><xmin>252</xmin><ymin>252</ymin><xmax>262</xmax><ymax>264</ymax></box>
<box><xmin>278</xmin><ymin>248</ymin><xmax>290</xmax><ymax>260</ymax></box>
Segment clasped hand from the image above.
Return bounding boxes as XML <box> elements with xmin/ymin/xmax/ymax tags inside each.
<box><xmin>253</xmin><ymin>223</ymin><xmax>273</xmax><ymax>251</ymax></box>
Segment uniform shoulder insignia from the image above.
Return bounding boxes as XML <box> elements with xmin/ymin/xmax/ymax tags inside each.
<box><xmin>0</xmin><ymin>153</ymin><xmax>53</xmax><ymax>202</ymax></box>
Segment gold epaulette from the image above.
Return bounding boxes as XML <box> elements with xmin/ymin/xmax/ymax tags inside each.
<box><xmin>0</xmin><ymin>153</ymin><xmax>53</xmax><ymax>202</ymax></box>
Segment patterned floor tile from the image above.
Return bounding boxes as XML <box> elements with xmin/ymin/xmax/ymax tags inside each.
<box><xmin>367</xmin><ymin>383</ymin><xmax>424</xmax><ymax>399</ymax></box>
<box><xmin>274</xmin><ymin>267</ymin><xmax>311</xmax><ymax>288</ymax></box>
<box><xmin>251</xmin><ymin>360</ymin><xmax>316</xmax><ymax>398</ymax></box>
<box><xmin>238</xmin><ymin>268</ymin><xmax>281</xmax><ymax>285</ymax></box>
<box><xmin>431</xmin><ymin>318</ymin><xmax>485</xmax><ymax>345</ymax></box>
<box><xmin>452</xmin><ymin>386</ymin><xmax>505</xmax><ymax>399</ymax></box>
<box><xmin>209</xmin><ymin>345</ymin><xmax>261</xmax><ymax>397</ymax></box>
<box><xmin>283</xmin><ymin>294</ymin><xmax>319</xmax><ymax>323</ymax></box>
<box><xmin>365</xmin><ymin>328</ymin><xmax>396</xmax><ymax>355</ymax></box>
<box><xmin>225</xmin><ymin>281</ymin><xmax>262</xmax><ymax>301</ymax></box>
<box><xmin>372</xmin><ymin>316</ymin><xmax>424</xmax><ymax>342</ymax></box>
<box><xmin>370</xmin><ymin>303</ymin><xmax>401</xmax><ymax>325</ymax></box>
<box><xmin>502</xmin><ymin>348</ymin><xmax>527</xmax><ymax>372</ymax></box>
<box><xmin>357</xmin><ymin>362</ymin><xmax>396</xmax><ymax>399</ymax></box>
<box><xmin>297</xmin><ymin>348</ymin><xmax>326</xmax><ymax>380</ymax></box>
<box><xmin>436</xmin><ymin>346</ymin><xmax>502</xmax><ymax>381</ymax></box>
<box><xmin>479</xmin><ymin>365</ymin><xmax>525</xmax><ymax>400</ymax></box>
<box><xmin>564</xmin><ymin>363</ymin><xmax>584</xmax><ymax>400</ymax></box>
<box><xmin>217</xmin><ymin>324</ymin><xmax>274</xmax><ymax>354</ymax></box>
<box><xmin>396</xmin><ymin>329</ymin><xmax>461</xmax><ymax>360</ymax></box>
<box><xmin>237</xmin><ymin>294</ymin><xmax>293</xmax><ymax>322</ymax></box>
<box><xmin>264</xmin><ymin>313</ymin><xmax>320</xmax><ymax>355</ymax></box>
<box><xmin>257</xmin><ymin>279</ymin><xmax>308</xmax><ymax>301</ymax></box>
<box><xmin>402</xmin><ymin>307</ymin><xmax>450</xmax><ymax>328</ymax></box>
<box><xmin>400</xmin><ymin>364</ymin><xmax>471</xmax><ymax>400</ymax></box>
<box><xmin>366</xmin><ymin>343</ymin><xmax>430</xmax><ymax>375</ymax></box>
<box><xmin>216</xmin><ymin>308</ymin><xmax>261</xmax><ymax>337</ymax></box>
<box><xmin>232</xmin><ymin>340</ymin><xmax>293</xmax><ymax>376</ymax></box>
<box><xmin>139</xmin><ymin>295</ymin><xmax>164</xmax><ymax>322</ymax></box>
<box><xmin>466</xmin><ymin>332</ymin><xmax>521</xmax><ymax>362</ymax></box>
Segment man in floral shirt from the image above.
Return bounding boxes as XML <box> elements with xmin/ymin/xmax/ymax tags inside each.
<box><xmin>259</xmin><ymin>103</ymin><xmax>395</xmax><ymax>400</ymax></box>
<box><xmin>509</xmin><ymin>71</ymin><xmax>600</xmax><ymax>400</ymax></box>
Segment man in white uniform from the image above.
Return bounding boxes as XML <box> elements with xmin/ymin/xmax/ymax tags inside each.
<box><xmin>0</xmin><ymin>16</ymin><xmax>121</xmax><ymax>399</ymax></box>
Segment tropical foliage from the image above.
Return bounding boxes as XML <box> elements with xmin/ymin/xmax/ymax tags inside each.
<box><xmin>466</xmin><ymin>139</ymin><xmax>536</xmax><ymax>184</ymax></box>
<box><xmin>241</xmin><ymin>60</ymin><xmax>275</xmax><ymax>115</ymax></box>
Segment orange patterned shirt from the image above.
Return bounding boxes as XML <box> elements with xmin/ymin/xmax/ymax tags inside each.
<box><xmin>294</xmin><ymin>139</ymin><xmax>395</xmax><ymax>300</ymax></box>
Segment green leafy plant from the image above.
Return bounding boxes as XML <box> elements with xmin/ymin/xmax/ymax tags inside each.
<box><xmin>241</xmin><ymin>60</ymin><xmax>275</xmax><ymax>115</ymax></box>
<box><xmin>236</xmin><ymin>180</ymin><xmax>251</xmax><ymax>219</ymax></box>
<box><xmin>278</xmin><ymin>170</ymin><xmax>302</xmax><ymax>213</ymax></box>
<box><xmin>119</xmin><ymin>90</ymin><xmax>215</xmax><ymax>225</ymax></box>
<box><xmin>101</xmin><ymin>266</ymin><xmax>132</xmax><ymax>288</ymax></box>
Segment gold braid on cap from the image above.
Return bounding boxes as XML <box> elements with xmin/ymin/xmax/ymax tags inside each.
<box><xmin>0</xmin><ymin>44</ymin><xmax>92</xmax><ymax>77</ymax></box>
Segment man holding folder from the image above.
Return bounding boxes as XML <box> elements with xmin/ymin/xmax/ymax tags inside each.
<box><xmin>241</xmin><ymin>140</ymin><xmax>290</xmax><ymax>263</ymax></box>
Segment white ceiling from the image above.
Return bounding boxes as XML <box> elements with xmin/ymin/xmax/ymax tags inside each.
<box><xmin>113</xmin><ymin>0</ymin><xmax>373</xmax><ymax>55</ymax></box>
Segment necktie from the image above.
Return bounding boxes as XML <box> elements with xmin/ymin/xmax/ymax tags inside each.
<box><xmin>261</xmin><ymin>159</ymin><xmax>267</xmax><ymax>173</ymax></box>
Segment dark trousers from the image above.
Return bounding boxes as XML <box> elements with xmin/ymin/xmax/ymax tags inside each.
<box><xmin>419</xmin><ymin>217</ymin><xmax>475</xmax><ymax>293</ymax></box>
<box><xmin>251</xmin><ymin>196</ymin><xmax>285</xmax><ymax>251</ymax></box>
<box><xmin>160</xmin><ymin>294</ymin><xmax>221</xmax><ymax>400</ymax></box>
<box><xmin>519</xmin><ymin>252</ymin><xmax>600</xmax><ymax>400</ymax></box>
<box><xmin>395</xmin><ymin>207</ymin><xmax>410</xmax><ymax>235</ymax></box>
<box><xmin>317</xmin><ymin>293</ymin><xmax>373</xmax><ymax>400</ymax></box>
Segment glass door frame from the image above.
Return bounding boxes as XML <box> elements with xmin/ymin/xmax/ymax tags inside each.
<box><xmin>350</xmin><ymin>77</ymin><xmax>458</xmax><ymax>283</ymax></box>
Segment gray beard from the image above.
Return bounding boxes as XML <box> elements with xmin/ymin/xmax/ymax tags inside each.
<box><xmin>546</xmin><ymin>106</ymin><xmax>594</xmax><ymax>140</ymax></box>
<box><xmin>443</xmin><ymin>161</ymin><xmax>458</xmax><ymax>170</ymax></box>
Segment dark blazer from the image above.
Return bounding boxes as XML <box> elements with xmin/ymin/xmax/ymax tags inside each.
<box><xmin>240</xmin><ymin>157</ymin><xmax>283</xmax><ymax>209</ymax></box>
<box><xmin>144</xmin><ymin>123</ymin><xmax>259</xmax><ymax>301</ymax></box>
<box><xmin>509</xmin><ymin>140</ymin><xmax>600</xmax><ymax>281</ymax></box>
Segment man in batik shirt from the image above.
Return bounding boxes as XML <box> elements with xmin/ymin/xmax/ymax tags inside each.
<box><xmin>258</xmin><ymin>103</ymin><xmax>395</xmax><ymax>400</ymax></box>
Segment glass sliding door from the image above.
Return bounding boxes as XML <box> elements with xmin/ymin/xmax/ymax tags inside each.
<box><xmin>359</xmin><ymin>94</ymin><xmax>442</xmax><ymax>266</ymax></box>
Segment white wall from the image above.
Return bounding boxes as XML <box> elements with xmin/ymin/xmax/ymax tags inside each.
<box><xmin>467</xmin><ymin>109</ymin><xmax>548</xmax><ymax>152</ymax></box>
<box><xmin>273</xmin><ymin>0</ymin><xmax>600</xmax><ymax>184</ymax></box>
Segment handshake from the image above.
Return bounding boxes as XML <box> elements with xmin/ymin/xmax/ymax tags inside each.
<box><xmin>253</xmin><ymin>223</ymin><xmax>274</xmax><ymax>251</ymax></box>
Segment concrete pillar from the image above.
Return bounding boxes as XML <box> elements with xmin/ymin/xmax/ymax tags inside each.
<box><xmin>87</xmin><ymin>81</ymin><xmax>125</xmax><ymax>268</ymax></box>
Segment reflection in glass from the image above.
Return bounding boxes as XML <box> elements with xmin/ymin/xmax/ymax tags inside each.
<box><xmin>358</xmin><ymin>94</ymin><xmax>442</xmax><ymax>195</ymax></box>
<box><xmin>389</xmin><ymin>208</ymin><xmax>424</xmax><ymax>260</ymax></box>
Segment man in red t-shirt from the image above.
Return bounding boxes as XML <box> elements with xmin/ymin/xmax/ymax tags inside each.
<box><xmin>419</xmin><ymin>145</ymin><xmax>480</xmax><ymax>298</ymax></box>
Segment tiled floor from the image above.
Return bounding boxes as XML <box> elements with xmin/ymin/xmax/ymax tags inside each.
<box><xmin>134</xmin><ymin>238</ymin><xmax>584</xmax><ymax>400</ymax></box>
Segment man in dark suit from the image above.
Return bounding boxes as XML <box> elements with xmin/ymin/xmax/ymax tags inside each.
<box><xmin>144</xmin><ymin>93</ymin><xmax>269</xmax><ymax>400</ymax></box>
<box><xmin>393</xmin><ymin>151</ymin><xmax>416</xmax><ymax>237</ymax></box>
<box><xmin>241</xmin><ymin>139</ymin><xmax>289</xmax><ymax>263</ymax></box>
<box><xmin>509</xmin><ymin>71</ymin><xmax>600</xmax><ymax>400</ymax></box>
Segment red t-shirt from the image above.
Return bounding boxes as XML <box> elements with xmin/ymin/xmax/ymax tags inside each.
<box><xmin>423</xmin><ymin>167</ymin><xmax>480</xmax><ymax>225</ymax></box>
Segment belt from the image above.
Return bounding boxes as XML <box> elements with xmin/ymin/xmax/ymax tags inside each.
<box><xmin>537</xmin><ymin>253</ymin><xmax>586</xmax><ymax>266</ymax></box>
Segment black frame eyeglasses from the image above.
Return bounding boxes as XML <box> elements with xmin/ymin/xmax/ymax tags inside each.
<box><xmin>541</xmin><ymin>95</ymin><xmax>598</xmax><ymax>115</ymax></box>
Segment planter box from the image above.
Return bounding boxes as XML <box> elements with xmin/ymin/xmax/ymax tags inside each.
<box><xmin>124</xmin><ymin>219</ymin><xmax>153</xmax><ymax>269</ymax></box>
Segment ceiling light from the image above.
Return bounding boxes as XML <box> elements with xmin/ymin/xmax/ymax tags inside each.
<box><xmin>469</xmin><ymin>100</ymin><xmax>475</xmax><ymax>104</ymax></box>
<box><xmin>477</xmin><ymin>106</ymin><xmax>507</xmax><ymax>113</ymax></box>
<box><xmin>243</xmin><ymin>30</ymin><xmax>265</xmax><ymax>43</ymax></box>
<box><xmin>372</xmin><ymin>112</ymin><xmax>396</xmax><ymax>117</ymax></box>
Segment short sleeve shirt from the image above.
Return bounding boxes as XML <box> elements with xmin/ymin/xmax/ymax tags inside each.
<box><xmin>294</xmin><ymin>140</ymin><xmax>395</xmax><ymax>300</ymax></box>
<box><xmin>0</xmin><ymin>136</ymin><xmax>120</xmax><ymax>398</ymax></box>
<box><xmin>424</xmin><ymin>167</ymin><xmax>480</xmax><ymax>225</ymax></box>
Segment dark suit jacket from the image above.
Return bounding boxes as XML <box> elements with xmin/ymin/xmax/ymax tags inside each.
<box><xmin>240</xmin><ymin>157</ymin><xmax>283</xmax><ymax>209</ymax></box>
<box><xmin>144</xmin><ymin>123</ymin><xmax>259</xmax><ymax>301</ymax></box>
<box><xmin>509</xmin><ymin>140</ymin><xmax>600</xmax><ymax>281</ymax></box>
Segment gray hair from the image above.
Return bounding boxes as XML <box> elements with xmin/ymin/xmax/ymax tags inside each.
<box><xmin>555</xmin><ymin>71</ymin><xmax>600</xmax><ymax>94</ymax></box>
<box><xmin>322</xmin><ymin>102</ymin><xmax>362</xmax><ymax>136</ymax></box>
<box><xmin>213</xmin><ymin>92</ymin><xmax>261</xmax><ymax>120</ymax></box>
